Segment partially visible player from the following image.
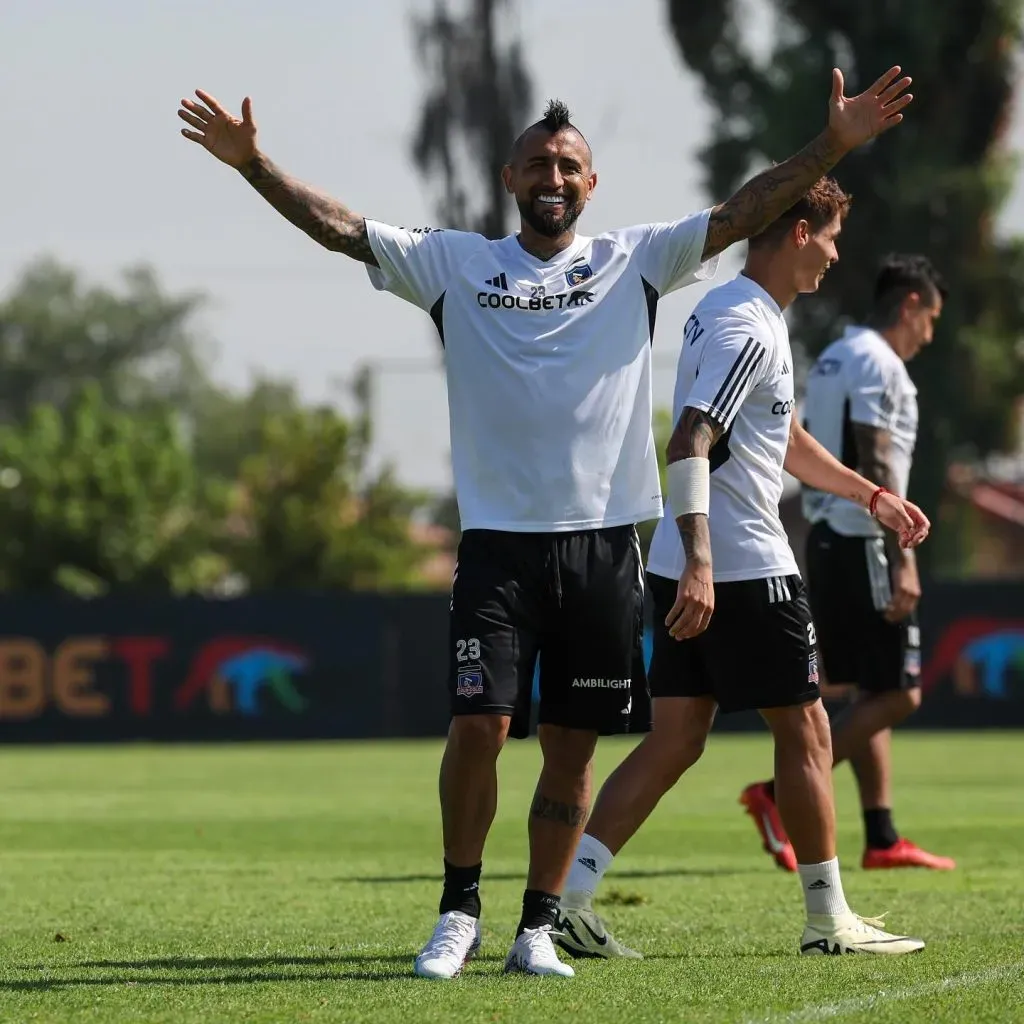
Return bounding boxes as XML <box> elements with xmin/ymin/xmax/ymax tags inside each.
<box><xmin>555</xmin><ymin>178</ymin><xmax>932</xmax><ymax>960</ymax></box>
<box><xmin>741</xmin><ymin>254</ymin><xmax>955</xmax><ymax>872</ymax></box>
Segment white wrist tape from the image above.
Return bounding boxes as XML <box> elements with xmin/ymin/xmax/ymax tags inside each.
<box><xmin>666</xmin><ymin>457</ymin><xmax>710</xmax><ymax>517</ymax></box>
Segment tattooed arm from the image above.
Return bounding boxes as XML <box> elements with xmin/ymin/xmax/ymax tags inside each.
<box><xmin>664</xmin><ymin>407</ymin><xmax>725</xmax><ymax>640</ymax></box>
<box><xmin>701</xmin><ymin>130</ymin><xmax>846</xmax><ymax>261</ymax></box>
<box><xmin>177</xmin><ymin>90</ymin><xmax>378</xmax><ymax>265</ymax></box>
<box><xmin>853</xmin><ymin>423</ymin><xmax>921</xmax><ymax>621</ymax></box>
<box><xmin>239</xmin><ymin>153</ymin><xmax>377</xmax><ymax>265</ymax></box>
<box><xmin>700</xmin><ymin>65</ymin><xmax>913</xmax><ymax>260</ymax></box>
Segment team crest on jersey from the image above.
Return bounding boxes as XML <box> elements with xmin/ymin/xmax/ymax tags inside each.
<box><xmin>565</xmin><ymin>263</ymin><xmax>593</xmax><ymax>287</ymax></box>
<box><xmin>456</xmin><ymin>667</ymin><xmax>484</xmax><ymax>697</ymax></box>
<box><xmin>808</xmin><ymin>654</ymin><xmax>820</xmax><ymax>685</ymax></box>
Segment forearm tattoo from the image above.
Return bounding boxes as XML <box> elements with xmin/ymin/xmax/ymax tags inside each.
<box><xmin>239</xmin><ymin>154</ymin><xmax>378</xmax><ymax>265</ymax></box>
<box><xmin>852</xmin><ymin>422</ymin><xmax>904</xmax><ymax>562</ymax></box>
<box><xmin>530</xmin><ymin>792</ymin><xmax>587</xmax><ymax>828</ymax></box>
<box><xmin>667</xmin><ymin>407</ymin><xmax>724</xmax><ymax>567</ymax></box>
<box><xmin>703</xmin><ymin>130</ymin><xmax>845</xmax><ymax>260</ymax></box>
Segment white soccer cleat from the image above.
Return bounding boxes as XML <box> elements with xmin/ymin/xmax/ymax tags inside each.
<box><xmin>503</xmin><ymin>925</ymin><xmax>575</xmax><ymax>977</ymax></box>
<box><xmin>555</xmin><ymin>891</ymin><xmax>643</xmax><ymax>959</ymax></box>
<box><xmin>800</xmin><ymin>912</ymin><xmax>926</xmax><ymax>956</ymax></box>
<box><xmin>413</xmin><ymin>910</ymin><xmax>482</xmax><ymax>979</ymax></box>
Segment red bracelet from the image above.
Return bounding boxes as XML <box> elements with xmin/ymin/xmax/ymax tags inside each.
<box><xmin>869</xmin><ymin>486</ymin><xmax>889</xmax><ymax>518</ymax></box>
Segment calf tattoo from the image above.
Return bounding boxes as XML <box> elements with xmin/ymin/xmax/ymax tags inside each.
<box><xmin>530</xmin><ymin>791</ymin><xmax>587</xmax><ymax>828</ymax></box>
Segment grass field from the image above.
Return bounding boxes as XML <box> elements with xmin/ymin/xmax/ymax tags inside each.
<box><xmin>0</xmin><ymin>733</ymin><xmax>1021</xmax><ymax>1023</ymax></box>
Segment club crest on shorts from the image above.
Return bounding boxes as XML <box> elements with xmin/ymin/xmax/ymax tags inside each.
<box><xmin>808</xmin><ymin>654</ymin><xmax>820</xmax><ymax>685</ymax></box>
<box><xmin>565</xmin><ymin>263</ymin><xmax>593</xmax><ymax>287</ymax></box>
<box><xmin>456</xmin><ymin>667</ymin><xmax>484</xmax><ymax>697</ymax></box>
<box><xmin>904</xmin><ymin>649</ymin><xmax>921</xmax><ymax>677</ymax></box>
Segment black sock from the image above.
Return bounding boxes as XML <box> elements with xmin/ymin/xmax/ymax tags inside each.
<box><xmin>863</xmin><ymin>808</ymin><xmax>900</xmax><ymax>850</ymax></box>
<box><xmin>439</xmin><ymin>859</ymin><xmax>482</xmax><ymax>918</ymax></box>
<box><xmin>765</xmin><ymin>779</ymin><xmax>776</xmax><ymax>801</ymax></box>
<box><xmin>517</xmin><ymin>889</ymin><xmax>559</xmax><ymax>935</ymax></box>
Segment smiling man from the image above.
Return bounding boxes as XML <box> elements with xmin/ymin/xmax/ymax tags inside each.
<box><xmin>178</xmin><ymin>68</ymin><xmax>912</xmax><ymax>980</ymax></box>
<box><xmin>557</xmin><ymin>178</ymin><xmax>934</xmax><ymax>961</ymax></box>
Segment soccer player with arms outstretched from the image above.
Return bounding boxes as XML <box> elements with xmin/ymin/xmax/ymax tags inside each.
<box><xmin>178</xmin><ymin>65</ymin><xmax>912</xmax><ymax>978</ymax></box>
<box><xmin>558</xmin><ymin>178</ymin><xmax>932</xmax><ymax>959</ymax></box>
<box><xmin>741</xmin><ymin>254</ymin><xmax>955</xmax><ymax>873</ymax></box>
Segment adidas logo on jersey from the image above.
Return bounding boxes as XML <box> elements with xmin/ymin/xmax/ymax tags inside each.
<box><xmin>484</xmin><ymin>273</ymin><xmax>509</xmax><ymax>290</ymax></box>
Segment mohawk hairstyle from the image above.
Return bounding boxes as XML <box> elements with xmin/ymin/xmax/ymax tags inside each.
<box><xmin>541</xmin><ymin>99</ymin><xmax>573</xmax><ymax>131</ymax></box>
<box><xmin>508</xmin><ymin>99</ymin><xmax>591</xmax><ymax>163</ymax></box>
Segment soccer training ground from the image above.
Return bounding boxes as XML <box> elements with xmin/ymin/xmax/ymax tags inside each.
<box><xmin>0</xmin><ymin>734</ymin><xmax>1019</xmax><ymax>1023</ymax></box>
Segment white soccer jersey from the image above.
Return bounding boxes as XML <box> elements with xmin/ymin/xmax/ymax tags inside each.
<box><xmin>364</xmin><ymin>214</ymin><xmax>717</xmax><ymax>532</ymax></box>
<box><xmin>801</xmin><ymin>326</ymin><xmax>918</xmax><ymax>537</ymax></box>
<box><xmin>646</xmin><ymin>273</ymin><xmax>799</xmax><ymax>583</ymax></box>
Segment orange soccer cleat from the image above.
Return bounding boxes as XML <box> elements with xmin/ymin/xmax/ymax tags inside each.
<box><xmin>740</xmin><ymin>782</ymin><xmax>798</xmax><ymax>872</ymax></box>
<box><xmin>862</xmin><ymin>837</ymin><xmax>957</xmax><ymax>871</ymax></box>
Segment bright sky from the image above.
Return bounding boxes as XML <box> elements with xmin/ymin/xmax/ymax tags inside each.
<box><xmin>4</xmin><ymin>0</ymin><xmax>1023</xmax><ymax>491</ymax></box>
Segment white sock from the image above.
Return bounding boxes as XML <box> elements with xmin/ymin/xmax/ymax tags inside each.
<box><xmin>564</xmin><ymin>834</ymin><xmax>614</xmax><ymax>896</ymax></box>
<box><xmin>798</xmin><ymin>857</ymin><xmax>851</xmax><ymax>917</ymax></box>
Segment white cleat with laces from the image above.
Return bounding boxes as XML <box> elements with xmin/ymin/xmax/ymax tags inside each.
<box><xmin>414</xmin><ymin>910</ymin><xmax>482</xmax><ymax>979</ymax></box>
<box><xmin>800</xmin><ymin>912</ymin><xmax>925</xmax><ymax>955</ymax></box>
<box><xmin>504</xmin><ymin>924</ymin><xmax>575</xmax><ymax>977</ymax></box>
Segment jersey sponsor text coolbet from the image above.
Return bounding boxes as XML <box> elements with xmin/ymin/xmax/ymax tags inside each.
<box><xmin>647</xmin><ymin>273</ymin><xmax>799</xmax><ymax>583</ymax></box>
<box><xmin>801</xmin><ymin>326</ymin><xmax>917</xmax><ymax>537</ymax></box>
<box><xmin>365</xmin><ymin>215</ymin><xmax>717</xmax><ymax>532</ymax></box>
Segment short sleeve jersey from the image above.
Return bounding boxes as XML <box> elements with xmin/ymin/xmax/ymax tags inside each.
<box><xmin>646</xmin><ymin>274</ymin><xmax>799</xmax><ymax>582</ymax></box>
<box><xmin>364</xmin><ymin>212</ymin><xmax>718</xmax><ymax>532</ymax></box>
<box><xmin>800</xmin><ymin>326</ymin><xmax>918</xmax><ymax>537</ymax></box>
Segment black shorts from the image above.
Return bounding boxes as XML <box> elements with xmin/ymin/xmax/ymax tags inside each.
<box><xmin>647</xmin><ymin>571</ymin><xmax>820</xmax><ymax>714</ymax></box>
<box><xmin>449</xmin><ymin>527</ymin><xmax>650</xmax><ymax>738</ymax></box>
<box><xmin>805</xmin><ymin>522</ymin><xmax>921</xmax><ymax>692</ymax></box>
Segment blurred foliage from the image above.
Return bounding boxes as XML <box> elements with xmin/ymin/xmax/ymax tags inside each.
<box><xmin>227</xmin><ymin>368</ymin><xmax>434</xmax><ymax>591</ymax></box>
<box><xmin>411</xmin><ymin>0</ymin><xmax>533</xmax><ymax>240</ymax></box>
<box><xmin>0</xmin><ymin>384</ymin><xmax>227</xmax><ymax>594</ymax></box>
<box><xmin>667</xmin><ymin>0</ymin><xmax>1024</xmax><ymax>571</ymax></box>
<box><xmin>412</xmin><ymin>0</ymin><xmax>533</xmax><ymax>536</ymax></box>
<box><xmin>0</xmin><ymin>264</ymin><xmax>440</xmax><ymax>593</ymax></box>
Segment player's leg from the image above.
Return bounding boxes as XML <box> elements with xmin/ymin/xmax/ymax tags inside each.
<box><xmin>416</xmin><ymin>530</ymin><xmax>543</xmax><ymax>980</ymax></box>
<box><xmin>508</xmin><ymin>527</ymin><xmax>650</xmax><ymax>972</ymax></box>
<box><xmin>753</xmin><ymin>578</ymin><xmax>924</xmax><ymax>954</ymax></box>
<box><xmin>556</xmin><ymin>570</ymin><xmax>717</xmax><ymax>960</ymax></box>
<box><xmin>838</xmin><ymin>605</ymin><xmax>955</xmax><ymax>869</ymax></box>
<box><xmin>741</xmin><ymin>525</ymin><xmax>855</xmax><ymax>871</ymax></box>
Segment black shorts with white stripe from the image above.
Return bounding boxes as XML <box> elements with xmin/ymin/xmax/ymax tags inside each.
<box><xmin>805</xmin><ymin>522</ymin><xmax>921</xmax><ymax>692</ymax></box>
<box><xmin>448</xmin><ymin>526</ymin><xmax>652</xmax><ymax>739</ymax></box>
<box><xmin>647</xmin><ymin>571</ymin><xmax>820</xmax><ymax>713</ymax></box>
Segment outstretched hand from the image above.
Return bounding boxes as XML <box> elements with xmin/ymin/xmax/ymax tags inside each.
<box><xmin>178</xmin><ymin>90</ymin><xmax>258</xmax><ymax>169</ymax></box>
<box><xmin>828</xmin><ymin>66</ymin><xmax>913</xmax><ymax>151</ymax></box>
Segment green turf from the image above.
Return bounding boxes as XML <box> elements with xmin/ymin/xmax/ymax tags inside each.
<box><xmin>0</xmin><ymin>733</ymin><xmax>1021</xmax><ymax>1023</ymax></box>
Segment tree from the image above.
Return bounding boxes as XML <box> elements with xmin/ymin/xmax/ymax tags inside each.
<box><xmin>227</xmin><ymin>369</ymin><xmax>439</xmax><ymax>590</ymax></box>
<box><xmin>192</xmin><ymin>377</ymin><xmax>305</xmax><ymax>481</ymax></box>
<box><xmin>666</xmin><ymin>0</ymin><xmax>1024</xmax><ymax>570</ymax></box>
<box><xmin>411</xmin><ymin>0</ymin><xmax>533</xmax><ymax>239</ymax></box>
<box><xmin>0</xmin><ymin>259</ymin><xmax>210</xmax><ymax>424</ymax></box>
<box><xmin>411</xmin><ymin>0</ymin><xmax>533</xmax><ymax>537</ymax></box>
<box><xmin>0</xmin><ymin>384</ymin><xmax>226</xmax><ymax>594</ymax></box>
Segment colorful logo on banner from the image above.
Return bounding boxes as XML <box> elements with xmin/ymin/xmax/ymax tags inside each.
<box><xmin>0</xmin><ymin>635</ymin><xmax>311</xmax><ymax>720</ymax></box>
<box><xmin>920</xmin><ymin>618</ymin><xmax>1024</xmax><ymax>698</ymax></box>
